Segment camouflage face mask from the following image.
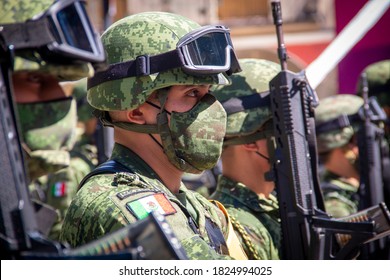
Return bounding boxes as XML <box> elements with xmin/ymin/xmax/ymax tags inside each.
<box><xmin>17</xmin><ymin>97</ymin><xmax>77</xmax><ymax>179</ymax></box>
<box><xmin>103</xmin><ymin>91</ymin><xmax>227</xmax><ymax>173</ymax></box>
<box><xmin>157</xmin><ymin>93</ymin><xmax>227</xmax><ymax>174</ymax></box>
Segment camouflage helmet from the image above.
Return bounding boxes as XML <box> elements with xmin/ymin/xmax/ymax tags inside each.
<box><xmin>0</xmin><ymin>0</ymin><xmax>93</xmax><ymax>81</ymax></box>
<box><xmin>357</xmin><ymin>60</ymin><xmax>390</xmax><ymax>107</ymax></box>
<box><xmin>315</xmin><ymin>94</ymin><xmax>364</xmax><ymax>153</ymax></box>
<box><xmin>70</xmin><ymin>78</ymin><xmax>94</xmax><ymax>122</ymax></box>
<box><xmin>87</xmin><ymin>11</ymin><xmax>229</xmax><ymax>111</ymax></box>
<box><xmin>212</xmin><ymin>58</ymin><xmax>280</xmax><ymax>145</ymax></box>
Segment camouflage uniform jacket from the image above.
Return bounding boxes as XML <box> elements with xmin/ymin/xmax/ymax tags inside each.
<box><xmin>210</xmin><ymin>175</ymin><xmax>281</xmax><ymax>260</ymax></box>
<box><xmin>29</xmin><ymin>147</ymin><xmax>96</xmax><ymax>240</ymax></box>
<box><xmin>60</xmin><ymin>143</ymin><xmax>232</xmax><ymax>260</ymax></box>
<box><xmin>320</xmin><ymin>170</ymin><xmax>359</xmax><ymax>218</ymax></box>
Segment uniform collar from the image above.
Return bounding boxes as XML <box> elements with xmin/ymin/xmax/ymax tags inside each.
<box><xmin>216</xmin><ymin>175</ymin><xmax>278</xmax><ymax>212</ymax></box>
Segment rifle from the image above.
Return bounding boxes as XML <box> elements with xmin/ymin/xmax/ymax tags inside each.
<box><xmin>357</xmin><ymin>72</ymin><xmax>389</xmax><ymax>258</ymax></box>
<box><xmin>269</xmin><ymin>0</ymin><xmax>390</xmax><ymax>260</ymax></box>
<box><xmin>0</xmin><ymin>32</ymin><xmax>186</xmax><ymax>261</ymax></box>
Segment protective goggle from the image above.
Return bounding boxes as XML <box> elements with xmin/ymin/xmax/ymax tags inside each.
<box><xmin>0</xmin><ymin>0</ymin><xmax>105</xmax><ymax>64</ymax></box>
<box><xmin>88</xmin><ymin>25</ymin><xmax>241</xmax><ymax>89</ymax></box>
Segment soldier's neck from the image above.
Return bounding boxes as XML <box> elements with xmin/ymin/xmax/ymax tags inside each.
<box><xmin>115</xmin><ymin>129</ymin><xmax>183</xmax><ymax>193</ymax></box>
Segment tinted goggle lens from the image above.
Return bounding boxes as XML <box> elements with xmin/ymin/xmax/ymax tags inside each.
<box><xmin>186</xmin><ymin>32</ymin><xmax>228</xmax><ymax>67</ymax></box>
<box><xmin>56</xmin><ymin>3</ymin><xmax>93</xmax><ymax>53</ymax></box>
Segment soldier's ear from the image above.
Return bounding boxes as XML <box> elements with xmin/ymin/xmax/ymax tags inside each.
<box><xmin>126</xmin><ymin>108</ymin><xmax>146</xmax><ymax>124</ymax></box>
<box><xmin>243</xmin><ymin>143</ymin><xmax>258</xmax><ymax>151</ymax></box>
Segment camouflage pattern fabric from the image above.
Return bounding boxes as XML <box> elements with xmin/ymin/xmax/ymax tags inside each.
<box><xmin>320</xmin><ymin>170</ymin><xmax>359</xmax><ymax>218</ymax></box>
<box><xmin>17</xmin><ymin>98</ymin><xmax>78</xmax><ymax>151</ymax></box>
<box><xmin>212</xmin><ymin>58</ymin><xmax>280</xmax><ymax>138</ymax></box>
<box><xmin>315</xmin><ymin>94</ymin><xmax>363</xmax><ymax>153</ymax></box>
<box><xmin>358</xmin><ymin>60</ymin><xmax>390</xmax><ymax>107</ymax></box>
<box><xmin>60</xmin><ymin>143</ymin><xmax>233</xmax><ymax>260</ymax></box>
<box><xmin>29</xmin><ymin>154</ymin><xmax>94</xmax><ymax>240</ymax></box>
<box><xmin>71</xmin><ymin>78</ymin><xmax>94</xmax><ymax>122</ymax></box>
<box><xmin>87</xmin><ymin>12</ymin><xmax>228</xmax><ymax>112</ymax></box>
<box><xmin>210</xmin><ymin>176</ymin><xmax>281</xmax><ymax>260</ymax></box>
<box><xmin>0</xmin><ymin>0</ymin><xmax>52</xmax><ymax>23</ymax></box>
<box><xmin>13</xmin><ymin>58</ymin><xmax>93</xmax><ymax>81</ymax></box>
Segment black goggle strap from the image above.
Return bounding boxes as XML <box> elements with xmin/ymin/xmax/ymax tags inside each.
<box><xmin>316</xmin><ymin>96</ymin><xmax>388</xmax><ymax>134</ymax></box>
<box><xmin>316</xmin><ymin>113</ymin><xmax>362</xmax><ymax>134</ymax></box>
<box><xmin>223</xmin><ymin>119</ymin><xmax>273</xmax><ymax>146</ymax></box>
<box><xmin>222</xmin><ymin>91</ymin><xmax>272</xmax><ymax>146</ymax></box>
<box><xmin>223</xmin><ymin>129</ymin><xmax>272</xmax><ymax>146</ymax></box>
<box><xmin>221</xmin><ymin>91</ymin><xmax>270</xmax><ymax>115</ymax></box>
<box><xmin>87</xmin><ymin>50</ymin><xmax>184</xmax><ymax>89</ymax></box>
<box><xmin>0</xmin><ymin>18</ymin><xmax>55</xmax><ymax>50</ymax></box>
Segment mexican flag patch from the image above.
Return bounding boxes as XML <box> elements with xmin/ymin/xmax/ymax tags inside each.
<box><xmin>126</xmin><ymin>193</ymin><xmax>176</xmax><ymax>220</ymax></box>
<box><xmin>52</xmin><ymin>182</ymin><xmax>66</xmax><ymax>197</ymax></box>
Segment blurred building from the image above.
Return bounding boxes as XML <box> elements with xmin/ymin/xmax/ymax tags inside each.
<box><xmin>85</xmin><ymin>0</ymin><xmax>389</xmax><ymax>99</ymax></box>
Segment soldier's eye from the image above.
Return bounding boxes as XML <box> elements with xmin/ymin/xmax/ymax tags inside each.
<box><xmin>187</xmin><ymin>89</ymin><xmax>199</xmax><ymax>97</ymax></box>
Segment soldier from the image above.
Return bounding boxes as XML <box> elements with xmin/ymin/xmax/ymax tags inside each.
<box><xmin>68</xmin><ymin>78</ymin><xmax>98</xmax><ymax>170</ymax></box>
<box><xmin>315</xmin><ymin>94</ymin><xmax>364</xmax><ymax>218</ymax></box>
<box><xmin>358</xmin><ymin>59</ymin><xmax>390</xmax><ymax>213</ymax></box>
<box><xmin>0</xmin><ymin>0</ymin><xmax>104</xmax><ymax>239</ymax></box>
<box><xmin>361</xmin><ymin>60</ymin><xmax>390</xmax><ymax>142</ymax></box>
<box><xmin>60</xmin><ymin>11</ymin><xmax>247</xmax><ymax>260</ymax></box>
<box><xmin>209</xmin><ymin>59</ymin><xmax>281</xmax><ymax>259</ymax></box>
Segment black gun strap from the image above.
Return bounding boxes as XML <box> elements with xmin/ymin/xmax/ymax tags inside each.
<box><xmin>78</xmin><ymin>160</ymin><xmax>131</xmax><ymax>190</ymax></box>
<box><xmin>204</xmin><ymin>217</ymin><xmax>229</xmax><ymax>255</ymax></box>
<box><xmin>308</xmin><ymin>117</ymin><xmax>326</xmax><ymax>211</ymax></box>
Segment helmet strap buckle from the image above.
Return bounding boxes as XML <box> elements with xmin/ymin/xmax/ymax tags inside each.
<box><xmin>135</xmin><ymin>55</ymin><xmax>150</xmax><ymax>76</ymax></box>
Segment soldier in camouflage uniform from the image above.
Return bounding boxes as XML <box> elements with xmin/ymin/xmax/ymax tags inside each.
<box><xmin>315</xmin><ymin>94</ymin><xmax>364</xmax><ymax>218</ymax></box>
<box><xmin>60</xmin><ymin>12</ymin><xmax>247</xmax><ymax>260</ymax></box>
<box><xmin>209</xmin><ymin>59</ymin><xmax>281</xmax><ymax>260</ymax></box>
<box><xmin>0</xmin><ymin>0</ymin><xmax>99</xmax><ymax>240</ymax></box>
<box><xmin>358</xmin><ymin>59</ymin><xmax>390</xmax><ymax>210</ymax></box>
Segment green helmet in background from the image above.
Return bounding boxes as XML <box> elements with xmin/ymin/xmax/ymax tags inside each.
<box><xmin>87</xmin><ymin>11</ymin><xmax>229</xmax><ymax>111</ymax></box>
<box><xmin>71</xmin><ymin>78</ymin><xmax>94</xmax><ymax>122</ymax></box>
<box><xmin>357</xmin><ymin>60</ymin><xmax>390</xmax><ymax>107</ymax></box>
<box><xmin>0</xmin><ymin>0</ymin><xmax>93</xmax><ymax>81</ymax></box>
<box><xmin>315</xmin><ymin>94</ymin><xmax>364</xmax><ymax>153</ymax></box>
<box><xmin>212</xmin><ymin>58</ymin><xmax>280</xmax><ymax>145</ymax></box>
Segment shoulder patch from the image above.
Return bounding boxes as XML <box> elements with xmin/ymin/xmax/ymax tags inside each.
<box><xmin>52</xmin><ymin>182</ymin><xmax>67</xmax><ymax>197</ymax></box>
<box><xmin>116</xmin><ymin>189</ymin><xmax>154</xmax><ymax>200</ymax></box>
<box><xmin>126</xmin><ymin>193</ymin><xmax>176</xmax><ymax>220</ymax></box>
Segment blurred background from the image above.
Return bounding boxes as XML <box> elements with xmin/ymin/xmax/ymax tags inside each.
<box><xmin>84</xmin><ymin>0</ymin><xmax>390</xmax><ymax>99</ymax></box>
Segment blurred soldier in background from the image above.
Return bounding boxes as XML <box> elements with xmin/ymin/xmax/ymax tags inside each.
<box><xmin>361</xmin><ymin>60</ymin><xmax>390</xmax><ymax>143</ymax></box>
<box><xmin>358</xmin><ymin>60</ymin><xmax>390</xmax><ymax>208</ymax></box>
<box><xmin>0</xmin><ymin>0</ymin><xmax>104</xmax><ymax>239</ymax></box>
<box><xmin>60</xmin><ymin>11</ymin><xmax>247</xmax><ymax>260</ymax></box>
<box><xmin>315</xmin><ymin>94</ymin><xmax>364</xmax><ymax>218</ymax></box>
<box><xmin>209</xmin><ymin>59</ymin><xmax>281</xmax><ymax>259</ymax></box>
<box><xmin>68</xmin><ymin>78</ymin><xmax>98</xmax><ymax>170</ymax></box>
